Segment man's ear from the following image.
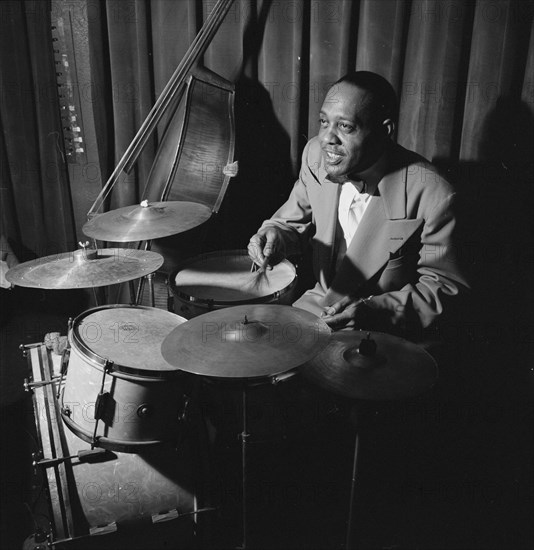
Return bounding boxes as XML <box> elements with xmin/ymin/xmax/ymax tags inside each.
<box><xmin>382</xmin><ymin>118</ymin><xmax>395</xmax><ymax>138</ymax></box>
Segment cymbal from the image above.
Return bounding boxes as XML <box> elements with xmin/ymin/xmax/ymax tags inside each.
<box><xmin>5</xmin><ymin>248</ymin><xmax>163</xmax><ymax>289</ymax></box>
<box><xmin>301</xmin><ymin>331</ymin><xmax>438</xmax><ymax>400</ymax></box>
<box><xmin>161</xmin><ymin>304</ymin><xmax>331</xmax><ymax>380</ymax></box>
<box><xmin>82</xmin><ymin>200</ymin><xmax>212</xmax><ymax>242</ymax></box>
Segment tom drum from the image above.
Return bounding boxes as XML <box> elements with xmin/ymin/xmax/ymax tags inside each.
<box><xmin>61</xmin><ymin>305</ymin><xmax>189</xmax><ymax>452</ymax></box>
<box><xmin>169</xmin><ymin>250</ymin><xmax>297</xmax><ymax>318</ymax></box>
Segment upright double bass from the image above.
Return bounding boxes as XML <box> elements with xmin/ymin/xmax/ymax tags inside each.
<box><xmin>88</xmin><ymin>0</ymin><xmax>237</xmax><ymax>235</ymax></box>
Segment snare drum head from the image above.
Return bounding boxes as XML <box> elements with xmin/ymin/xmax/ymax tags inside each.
<box><xmin>73</xmin><ymin>306</ymin><xmax>186</xmax><ymax>373</ymax></box>
<box><xmin>172</xmin><ymin>251</ymin><xmax>295</xmax><ymax>302</ymax></box>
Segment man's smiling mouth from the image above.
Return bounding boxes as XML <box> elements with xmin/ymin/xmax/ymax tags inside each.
<box><xmin>324</xmin><ymin>151</ymin><xmax>344</xmax><ymax>163</ymax></box>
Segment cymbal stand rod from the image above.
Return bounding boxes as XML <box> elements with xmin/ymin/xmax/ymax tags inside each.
<box><xmin>91</xmin><ymin>286</ymin><xmax>100</xmax><ymax>306</ymax></box>
<box><xmin>346</xmin><ymin>411</ymin><xmax>360</xmax><ymax>550</ymax></box>
<box><xmin>134</xmin><ymin>240</ymin><xmax>153</xmax><ymax>306</ymax></box>
<box><xmin>129</xmin><ymin>280</ymin><xmax>136</xmax><ymax>305</ymax></box>
<box><xmin>148</xmin><ymin>272</ymin><xmax>155</xmax><ymax>307</ymax></box>
<box><xmin>240</xmin><ymin>383</ymin><xmax>250</xmax><ymax>549</ymax></box>
<box><xmin>133</xmin><ymin>273</ymin><xmax>156</xmax><ymax>307</ymax></box>
<box><xmin>135</xmin><ymin>277</ymin><xmax>145</xmax><ymax>305</ymax></box>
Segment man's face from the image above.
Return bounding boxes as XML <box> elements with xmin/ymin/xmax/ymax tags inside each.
<box><xmin>319</xmin><ymin>81</ymin><xmax>390</xmax><ymax>182</ymax></box>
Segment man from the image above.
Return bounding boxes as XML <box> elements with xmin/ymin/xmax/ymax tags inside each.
<box><xmin>248</xmin><ymin>71</ymin><xmax>468</xmax><ymax>337</ymax></box>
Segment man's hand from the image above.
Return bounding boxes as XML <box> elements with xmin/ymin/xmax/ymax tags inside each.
<box><xmin>0</xmin><ymin>260</ymin><xmax>11</xmax><ymax>289</ymax></box>
<box><xmin>321</xmin><ymin>296</ymin><xmax>373</xmax><ymax>330</ymax></box>
<box><xmin>247</xmin><ymin>227</ymin><xmax>286</xmax><ymax>268</ymax></box>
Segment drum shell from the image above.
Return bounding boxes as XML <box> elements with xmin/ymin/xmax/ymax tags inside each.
<box><xmin>61</xmin><ymin>426</ymin><xmax>196</xmax><ymax>538</ymax></box>
<box><xmin>62</xmin><ymin>344</ymin><xmax>186</xmax><ymax>446</ymax></box>
<box><xmin>61</xmin><ymin>306</ymin><xmax>188</xmax><ymax>450</ymax></box>
<box><xmin>169</xmin><ymin>250</ymin><xmax>298</xmax><ymax>319</ymax></box>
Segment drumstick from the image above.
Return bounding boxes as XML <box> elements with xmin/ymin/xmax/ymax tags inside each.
<box><xmin>249</xmin><ymin>254</ymin><xmax>269</xmax><ymax>273</ymax></box>
<box><xmin>257</xmin><ymin>254</ymin><xmax>270</xmax><ymax>274</ymax></box>
<box><xmin>248</xmin><ymin>255</ymin><xmax>270</xmax><ymax>288</ymax></box>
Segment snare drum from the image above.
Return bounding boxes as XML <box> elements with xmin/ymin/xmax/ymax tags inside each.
<box><xmin>61</xmin><ymin>306</ymin><xmax>188</xmax><ymax>452</ymax></box>
<box><xmin>169</xmin><ymin>250</ymin><xmax>297</xmax><ymax>318</ymax></box>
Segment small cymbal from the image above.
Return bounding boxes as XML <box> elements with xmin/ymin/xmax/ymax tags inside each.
<box><xmin>5</xmin><ymin>248</ymin><xmax>163</xmax><ymax>289</ymax></box>
<box><xmin>82</xmin><ymin>200</ymin><xmax>212</xmax><ymax>242</ymax></box>
<box><xmin>161</xmin><ymin>304</ymin><xmax>331</xmax><ymax>380</ymax></box>
<box><xmin>301</xmin><ymin>331</ymin><xmax>438</xmax><ymax>400</ymax></box>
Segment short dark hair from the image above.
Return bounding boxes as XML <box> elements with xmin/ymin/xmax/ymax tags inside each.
<box><xmin>334</xmin><ymin>71</ymin><xmax>399</xmax><ymax>124</ymax></box>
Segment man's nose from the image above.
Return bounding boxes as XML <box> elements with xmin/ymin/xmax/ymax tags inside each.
<box><xmin>321</xmin><ymin>125</ymin><xmax>340</xmax><ymax>145</ymax></box>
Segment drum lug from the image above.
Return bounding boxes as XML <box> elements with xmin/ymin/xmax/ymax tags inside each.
<box><xmin>23</xmin><ymin>378</ymin><xmax>32</xmax><ymax>392</ymax></box>
<box><xmin>270</xmin><ymin>370</ymin><xmax>295</xmax><ymax>385</ymax></box>
<box><xmin>31</xmin><ymin>451</ymin><xmax>43</xmax><ymax>476</ymax></box>
<box><xmin>62</xmin><ymin>404</ymin><xmax>72</xmax><ymax>417</ymax></box>
<box><xmin>19</xmin><ymin>343</ymin><xmax>41</xmax><ymax>358</ymax></box>
<box><xmin>136</xmin><ymin>403</ymin><xmax>152</xmax><ymax>418</ymax></box>
<box><xmin>94</xmin><ymin>392</ymin><xmax>111</xmax><ymax>420</ymax></box>
<box><xmin>152</xmin><ymin>509</ymin><xmax>179</xmax><ymax>523</ymax></box>
<box><xmin>22</xmin><ymin>529</ymin><xmax>49</xmax><ymax>550</ymax></box>
<box><xmin>24</xmin><ymin>377</ymin><xmax>60</xmax><ymax>392</ymax></box>
<box><xmin>89</xmin><ymin>522</ymin><xmax>117</xmax><ymax>536</ymax></box>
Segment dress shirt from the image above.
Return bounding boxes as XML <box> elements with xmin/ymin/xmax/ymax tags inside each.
<box><xmin>338</xmin><ymin>181</ymin><xmax>371</xmax><ymax>249</ymax></box>
<box><xmin>334</xmin><ymin>152</ymin><xmax>388</xmax><ymax>249</ymax></box>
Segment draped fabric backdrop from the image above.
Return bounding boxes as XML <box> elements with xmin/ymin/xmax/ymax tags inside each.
<box><xmin>1</xmin><ymin>0</ymin><xmax>533</xmax><ymax>259</ymax></box>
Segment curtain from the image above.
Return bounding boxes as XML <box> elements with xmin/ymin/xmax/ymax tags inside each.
<box><xmin>1</xmin><ymin>0</ymin><xmax>533</xmax><ymax>256</ymax></box>
<box><xmin>0</xmin><ymin>0</ymin><xmax>74</xmax><ymax>259</ymax></box>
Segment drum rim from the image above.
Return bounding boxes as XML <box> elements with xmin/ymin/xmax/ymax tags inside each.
<box><xmin>61</xmin><ymin>410</ymin><xmax>177</xmax><ymax>452</ymax></box>
<box><xmin>201</xmin><ymin>368</ymin><xmax>299</xmax><ymax>387</ymax></box>
<box><xmin>70</xmin><ymin>304</ymin><xmax>185</xmax><ymax>379</ymax></box>
<box><xmin>168</xmin><ymin>249</ymin><xmax>297</xmax><ymax>305</ymax></box>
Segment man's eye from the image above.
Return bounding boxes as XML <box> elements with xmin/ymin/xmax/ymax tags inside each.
<box><xmin>319</xmin><ymin>118</ymin><xmax>328</xmax><ymax>127</ymax></box>
<box><xmin>339</xmin><ymin>123</ymin><xmax>354</xmax><ymax>132</ymax></box>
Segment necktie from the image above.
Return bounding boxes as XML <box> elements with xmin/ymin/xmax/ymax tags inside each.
<box><xmin>340</xmin><ymin>181</ymin><xmax>367</xmax><ymax>247</ymax></box>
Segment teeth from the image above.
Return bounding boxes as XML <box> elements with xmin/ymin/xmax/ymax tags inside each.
<box><xmin>326</xmin><ymin>152</ymin><xmax>342</xmax><ymax>161</ymax></box>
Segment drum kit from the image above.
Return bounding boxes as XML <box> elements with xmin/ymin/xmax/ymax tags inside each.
<box><xmin>8</xmin><ymin>201</ymin><xmax>438</xmax><ymax>549</ymax></box>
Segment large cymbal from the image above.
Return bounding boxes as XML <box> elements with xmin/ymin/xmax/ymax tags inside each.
<box><xmin>82</xmin><ymin>200</ymin><xmax>212</xmax><ymax>242</ymax></box>
<box><xmin>5</xmin><ymin>248</ymin><xmax>163</xmax><ymax>289</ymax></box>
<box><xmin>301</xmin><ymin>331</ymin><xmax>438</xmax><ymax>400</ymax></box>
<box><xmin>161</xmin><ymin>304</ymin><xmax>331</xmax><ymax>380</ymax></box>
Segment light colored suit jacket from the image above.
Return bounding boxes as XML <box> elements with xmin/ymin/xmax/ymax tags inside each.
<box><xmin>261</xmin><ymin>137</ymin><xmax>469</xmax><ymax>334</ymax></box>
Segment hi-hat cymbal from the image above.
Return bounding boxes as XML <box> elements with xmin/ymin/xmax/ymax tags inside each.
<box><xmin>301</xmin><ymin>331</ymin><xmax>438</xmax><ymax>400</ymax></box>
<box><xmin>5</xmin><ymin>248</ymin><xmax>163</xmax><ymax>289</ymax></box>
<box><xmin>82</xmin><ymin>200</ymin><xmax>212</xmax><ymax>242</ymax></box>
<box><xmin>161</xmin><ymin>304</ymin><xmax>331</xmax><ymax>380</ymax></box>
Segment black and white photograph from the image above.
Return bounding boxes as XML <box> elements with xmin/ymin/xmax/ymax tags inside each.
<box><xmin>1</xmin><ymin>1</ymin><xmax>533</xmax><ymax>549</ymax></box>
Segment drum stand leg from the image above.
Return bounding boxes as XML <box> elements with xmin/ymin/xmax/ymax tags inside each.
<box><xmin>346</xmin><ymin>408</ymin><xmax>360</xmax><ymax>550</ymax></box>
<box><xmin>133</xmin><ymin>273</ymin><xmax>156</xmax><ymax>307</ymax></box>
<box><xmin>133</xmin><ymin>240</ymin><xmax>156</xmax><ymax>307</ymax></box>
<box><xmin>129</xmin><ymin>280</ymin><xmax>136</xmax><ymax>304</ymax></box>
<box><xmin>148</xmin><ymin>272</ymin><xmax>155</xmax><ymax>307</ymax></box>
<box><xmin>91</xmin><ymin>286</ymin><xmax>105</xmax><ymax>306</ymax></box>
<box><xmin>239</xmin><ymin>384</ymin><xmax>250</xmax><ymax>549</ymax></box>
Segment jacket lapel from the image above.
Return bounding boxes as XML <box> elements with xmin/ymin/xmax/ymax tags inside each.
<box><xmin>317</xmin><ymin>159</ymin><xmax>342</xmax><ymax>286</ymax></box>
<box><xmin>325</xmin><ymin>195</ymin><xmax>389</xmax><ymax>302</ymax></box>
<box><xmin>324</xmin><ymin>163</ymin><xmax>423</xmax><ymax>304</ymax></box>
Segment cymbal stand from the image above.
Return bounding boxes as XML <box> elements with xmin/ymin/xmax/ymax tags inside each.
<box><xmin>128</xmin><ymin>280</ymin><xmax>136</xmax><ymax>304</ymax></box>
<box><xmin>133</xmin><ymin>241</ymin><xmax>156</xmax><ymax>307</ymax></box>
<box><xmin>239</xmin><ymin>382</ymin><xmax>250</xmax><ymax>549</ymax></box>
<box><xmin>345</xmin><ymin>405</ymin><xmax>360</xmax><ymax>550</ymax></box>
<box><xmin>75</xmin><ymin>241</ymin><xmax>108</xmax><ymax>306</ymax></box>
